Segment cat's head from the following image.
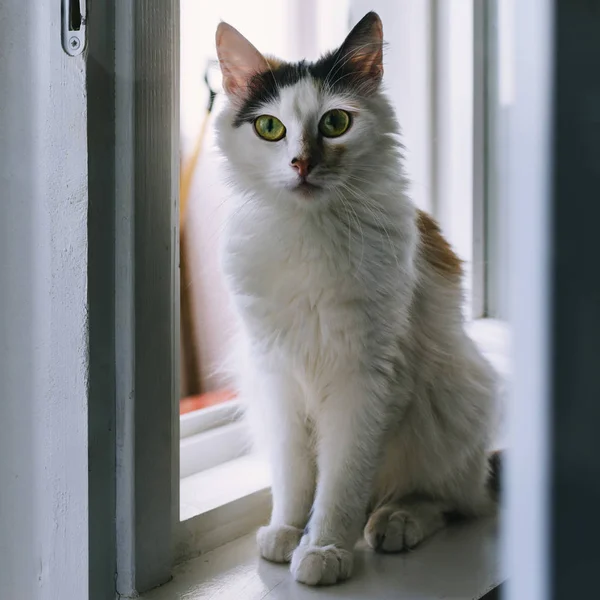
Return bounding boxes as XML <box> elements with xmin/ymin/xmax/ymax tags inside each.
<box><xmin>214</xmin><ymin>12</ymin><xmax>400</xmax><ymax>206</ymax></box>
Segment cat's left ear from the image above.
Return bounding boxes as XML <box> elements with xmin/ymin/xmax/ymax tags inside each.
<box><xmin>215</xmin><ymin>22</ymin><xmax>270</xmax><ymax>105</ymax></box>
<box><xmin>338</xmin><ymin>11</ymin><xmax>384</xmax><ymax>92</ymax></box>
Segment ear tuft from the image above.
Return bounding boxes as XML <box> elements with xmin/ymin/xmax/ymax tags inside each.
<box><xmin>215</xmin><ymin>22</ymin><xmax>270</xmax><ymax>105</ymax></box>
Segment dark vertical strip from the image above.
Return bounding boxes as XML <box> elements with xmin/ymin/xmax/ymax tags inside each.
<box><xmin>482</xmin><ymin>583</ymin><xmax>503</xmax><ymax>599</ymax></box>
<box><xmin>551</xmin><ymin>1</ymin><xmax>600</xmax><ymax>598</ymax></box>
<box><xmin>87</xmin><ymin>1</ymin><xmax>117</xmax><ymax>599</ymax></box>
<box><xmin>134</xmin><ymin>0</ymin><xmax>179</xmax><ymax>592</ymax></box>
<box><xmin>0</xmin><ymin>3</ymin><xmax>36</xmax><ymax>595</ymax></box>
<box><xmin>472</xmin><ymin>0</ymin><xmax>487</xmax><ymax>318</ymax></box>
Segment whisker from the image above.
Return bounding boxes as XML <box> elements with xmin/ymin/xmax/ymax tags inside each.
<box><xmin>338</xmin><ymin>180</ymin><xmax>402</xmax><ymax>270</ymax></box>
<box><xmin>329</xmin><ymin>185</ymin><xmax>366</xmax><ymax>275</ymax></box>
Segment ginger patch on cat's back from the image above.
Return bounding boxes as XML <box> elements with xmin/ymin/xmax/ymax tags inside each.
<box><xmin>416</xmin><ymin>209</ymin><xmax>463</xmax><ymax>278</ymax></box>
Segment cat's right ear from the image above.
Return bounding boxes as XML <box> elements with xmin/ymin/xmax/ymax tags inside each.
<box><xmin>215</xmin><ymin>22</ymin><xmax>270</xmax><ymax>106</ymax></box>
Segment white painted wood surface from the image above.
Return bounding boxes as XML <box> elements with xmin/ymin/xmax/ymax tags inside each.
<box><xmin>504</xmin><ymin>1</ymin><xmax>552</xmax><ymax>599</ymax></box>
<box><xmin>180</xmin><ymin>421</ymin><xmax>250</xmax><ymax>478</ymax></box>
<box><xmin>114</xmin><ymin>0</ymin><xmax>180</xmax><ymax>594</ymax></box>
<box><xmin>146</xmin><ymin>518</ymin><xmax>503</xmax><ymax>600</ymax></box>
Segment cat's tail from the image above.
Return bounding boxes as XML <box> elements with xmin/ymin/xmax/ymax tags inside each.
<box><xmin>487</xmin><ymin>449</ymin><xmax>503</xmax><ymax>501</ymax></box>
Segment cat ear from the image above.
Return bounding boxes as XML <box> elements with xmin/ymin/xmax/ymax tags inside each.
<box><xmin>215</xmin><ymin>22</ymin><xmax>270</xmax><ymax>105</ymax></box>
<box><xmin>338</xmin><ymin>11</ymin><xmax>384</xmax><ymax>91</ymax></box>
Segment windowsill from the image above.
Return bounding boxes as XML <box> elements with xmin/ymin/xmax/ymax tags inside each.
<box><xmin>146</xmin><ymin>516</ymin><xmax>505</xmax><ymax>600</ymax></box>
<box><xmin>180</xmin><ymin>454</ymin><xmax>270</xmax><ymax>521</ymax></box>
<box><xmin>176</xmin><ymin>455</ymin><xmax>272</xmax><ymax>564</ymax></box>
<box><xmin>466</xmin><ymin>318</ymin><xmax>511</xmax><ymax>381</ymax></box>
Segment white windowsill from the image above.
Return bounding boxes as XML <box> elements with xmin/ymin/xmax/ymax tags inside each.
<box><xmin>146</xmin><ymin>516</ymin><xmax>504</xmax><ymax>600</ymax></box>
<box><xmin>180</xmin><ymin>454</ymin><xmax>271</xmax><ymax>521</ymax></box>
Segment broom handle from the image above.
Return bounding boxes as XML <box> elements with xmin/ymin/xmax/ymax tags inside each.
<box><xmin>179</xmin><ymin>61</ymin><xmax>218</xmax><ymax>396</ymax></box>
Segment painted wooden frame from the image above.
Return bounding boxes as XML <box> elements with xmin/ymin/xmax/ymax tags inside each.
<box><xmin>504</xmin><ymin>0</ymin><xmax>553</xmax><ymax>598</ymax></box>
<box><xmin>113</xmin><ymin>0</ymin><xmax>180</xmax><ymax>595</ymax></box>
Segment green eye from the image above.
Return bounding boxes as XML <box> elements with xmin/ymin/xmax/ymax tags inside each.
<box><xmin>254</xmin><ymin>115</ymin><xmax>286</xmax><ymax>141</ymax></box>
<box><xmin>319</xmin><ymin>109</ymin><xmax>351</xmax><ymax>138</ymax></box>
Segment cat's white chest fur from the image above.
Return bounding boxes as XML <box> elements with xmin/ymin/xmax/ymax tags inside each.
<box><xmin>223</xmin><ymin>204</ymin><xmax>365</xmax><ymax>386</ymax></box>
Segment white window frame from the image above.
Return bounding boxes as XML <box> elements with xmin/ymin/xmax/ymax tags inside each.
<box><xmin>504</xmin><ymin>0</ymin><xmax>552</xmax><ymax>597</ymax></box>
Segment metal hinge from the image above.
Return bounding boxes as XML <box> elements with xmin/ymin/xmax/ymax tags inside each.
<box><xmin>61</xmin><ymin>0</ymin><xmax>86</xmax><ymax>56</ymax></box>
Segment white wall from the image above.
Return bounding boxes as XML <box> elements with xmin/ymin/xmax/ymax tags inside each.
<box><xmin>180</xmin><ymin>0</ymin><xmax>289</xmax><ymax>156</ymax></box>
<box><xmin>0</xmin><ymin>2</ymin><xmax>90</xmax><ymax>598</ymax></box>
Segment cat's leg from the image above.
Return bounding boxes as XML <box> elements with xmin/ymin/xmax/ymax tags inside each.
<box><xmin>364</xmin><ymin>499</ymin><xmax>449</xmax><ymax>552</ymax></box>
<box><xmin>256</xmin><ymin>373</ymin><xmax>316</xmax><ymax>564</ymax></box>
<box><xmin>290</xmin><ymin>374</ymin><xmax>389</xmax><ymax>585</ymax></box>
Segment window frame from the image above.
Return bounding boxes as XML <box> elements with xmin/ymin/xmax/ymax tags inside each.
<box><xmin>111</xmin><ymin>0</ymin><xmax>180</xmax><ymax>594</ymax></box>
<box><xmin>503</xmin><ymin>0</ymin><xmax>553</xmax><ymax>597</ymax></box>
<box><xmin>483</xmin><ymin>0</ymin><xmax>512</xmax><ymax>321</ymax></box>
<box><xmin>472</xmin><ymin>0</ymin><xmax>488</xmax><ymax>319</ymax></box>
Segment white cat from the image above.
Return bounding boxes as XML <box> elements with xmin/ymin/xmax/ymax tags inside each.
<box><xmin>214</xmin><ymin>11</ymin><xmax>499</xmax><ymax>586</ymax></box>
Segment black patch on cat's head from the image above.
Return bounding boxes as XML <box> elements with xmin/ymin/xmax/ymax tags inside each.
<box><xmin>233</xmin><ymin>12</ymin><xmax>384</xmax><ymax>127</ymax></box>
<box><xmin>232</xmin><ymin>61</ymin><xmax>310</xmax><ymax>127</ymax></box>
<box><xmin>232</xmin><ymin>51</ymin><xmax>377</xmax><ymax>127</ymax></box>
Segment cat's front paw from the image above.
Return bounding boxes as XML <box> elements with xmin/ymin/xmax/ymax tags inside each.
<box><xmin>364</xmin><ymin>506</ymin><xmax>425</xmax><ymax>552</ymax></box>
<box><xmin>257</xmin><ymin>524</ymin><xmax>303</xmax><ymax>563</ymax></box>
<box><xmin>290</xmin><ymin>540</ymin><xmax>353</xmax><ymax>586</ymax></box>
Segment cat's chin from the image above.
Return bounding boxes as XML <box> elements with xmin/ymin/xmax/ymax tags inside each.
<box><xmin>288</xmin><ymin>181</ymin><xmax>323</xmax><ymax>200</ymax></box>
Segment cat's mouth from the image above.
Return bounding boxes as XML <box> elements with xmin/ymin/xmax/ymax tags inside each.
<box><xmin>291</xmin><ymin>179</ymin><xmax>321</xmax><ymax>197</ymax></box>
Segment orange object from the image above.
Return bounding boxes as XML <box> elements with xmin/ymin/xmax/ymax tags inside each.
<box><xmin>180</xmin><ymin>114</ymin><xmax>211</xmax><ymax>229</ymax></box>
<box><xmin>180</xmin><ymin>389</ymin><xmax>236</xmax><ymax>415</ymax></box>
<box><xmin>179</xmin><ymin>111</ymin><xmax>212</xmax><ymax>397</ymax></box>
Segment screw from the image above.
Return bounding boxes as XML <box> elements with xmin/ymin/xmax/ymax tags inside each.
<box><xmin>69</xmin><ymin>37</ymin><xmax>80</xmax><ymax>51</ymax></box>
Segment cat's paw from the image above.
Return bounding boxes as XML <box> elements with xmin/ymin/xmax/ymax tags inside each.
<box><xmin>290</xmin><ymin>540</ymin><xmax>353</xmax><ymax>585</ymax></box>
<box><xmin>364</xmin><ymin>506</ymin><xmax>425</xmax><ymax>552</ymax></box>
<box><xmin>257</xmin><ymin>524</ymin><xmax>303</xmax><ymax>563</ymax></box>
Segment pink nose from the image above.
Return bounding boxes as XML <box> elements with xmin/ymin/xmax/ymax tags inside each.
<box><xmin>291</xmin><ymin>157</ymin><xmax>312</xmax><ymax>178</ymax></box>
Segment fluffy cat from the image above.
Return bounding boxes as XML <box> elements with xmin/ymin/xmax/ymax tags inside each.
<box><xmin>214</xmin><ymin>11</ymin><xmax>499</xmax><ymax>586</ymax></box>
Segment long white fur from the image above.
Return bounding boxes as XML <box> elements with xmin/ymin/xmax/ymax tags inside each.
<box><xmin>214</xmin><ymin>21</ymin><xmax>498</xmax><ymax>587</ymax></box>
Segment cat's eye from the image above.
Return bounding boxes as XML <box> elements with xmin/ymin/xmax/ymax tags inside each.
<box><xmin>319</xmin><ymin>109</ymin><xmax>351</xmax><ymax>138</ymax></box>
<box><xmin>254</xmin><ymin>115</ymin><xmax>286</xmax><ymax>142</ymax></box>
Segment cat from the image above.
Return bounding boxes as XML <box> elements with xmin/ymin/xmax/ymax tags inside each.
<box><xmin>214</xmin><ymin>11</ymin><xmax>499</xmax><ymax>586</ymax></box>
